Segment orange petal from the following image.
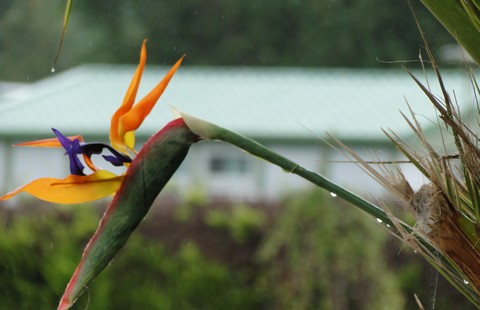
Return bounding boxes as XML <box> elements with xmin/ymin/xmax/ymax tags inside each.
<box><xmin>15</xmin><ymin>135</ymin><xmax>84</xmax><ymax>148</ymax></box>
<box><xmin>110</xmin><ymin>39</ymin><xmax>148</xmax><ymax>153</ymax></box>
<box><xmin>0</xmin><ymin>170</ymin><xmax>124</xmax><ymax>204</ymax></box>
<box><xmin>83</xmin><ymin>154</ymin><xmax>100</xmax><ymax>172</ymax></box>
<box><xmin>118</xmin><ymin>54</ymin><xmax>185</xmax><ymax>151</ymax></box>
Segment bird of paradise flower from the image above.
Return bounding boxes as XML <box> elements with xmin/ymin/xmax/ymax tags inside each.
<box><xmin>0</xmin><ymin>39</ymin><xmax>184</xmax><ymax>205</ymax></box>
<box><xmin>0</xmin><ymin>40</ymin><xmax>199</xmax><ymax>309</ymax></box>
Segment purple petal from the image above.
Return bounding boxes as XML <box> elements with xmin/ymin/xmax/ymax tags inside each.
<box><xmin>52</xmin><ymin>128</ymin><xmax>74</xmax><ymax>151</ymax></box>
<box><xmin>52</xmin><ymin>128</ymin><xmax>85</xmax><ymax>175</ymax></box>
<box><xmin>52</xmin><ymin>128</ymin><xmax>132</xmax><ymax>175</ymax></box>
<box><xmin>102</xmin><ymin>155</ymin><xmax>125</xmax><ymax>167</ymax></box>
<box><xmin>68</xmin><ymin>154</ymin><xmax>85</xmax><ymax>176</ymax></box>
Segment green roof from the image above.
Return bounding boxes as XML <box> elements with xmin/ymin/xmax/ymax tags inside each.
<box><xmin>0</xmin><ymin>65</ymin><xmax>473</xmax><ymax>142</ymax></box>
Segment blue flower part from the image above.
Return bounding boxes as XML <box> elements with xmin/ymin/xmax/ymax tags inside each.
<box><xmin>80</xmin><ymin>143</ymin><xmax>132</xmax><ymax>166</ymax></box>
<box><xmin>52</xmin><ymin>128</ymin><xmax>86</xmax><ymax>176</ymax></box>
<box><xmin>52</xmin><ymin>128</ymin><xmax>132</xmax><ymax>175</ymax></box>
<box><xmin>102</xmin><ymin>155</ymin><xmax>125</xmax><ymax>166</ymax></box>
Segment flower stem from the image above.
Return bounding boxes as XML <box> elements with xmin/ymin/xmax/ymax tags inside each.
<box><xmin>181</xmin><ymin>113</ymin><xmax>392</xmax><ymax>225</ymax></box>
<box><xmin>180</xmin><ymin>112</ymin><xmax>480</xmax><ymax>302</ymax></box>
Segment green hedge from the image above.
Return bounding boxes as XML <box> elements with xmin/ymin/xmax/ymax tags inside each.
<box><xmin>0</xmin><ymin>189</ymin><xmax>474</xmax><ymax>309</ymax></box>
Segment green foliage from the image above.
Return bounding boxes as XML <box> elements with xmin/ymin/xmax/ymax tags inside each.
<box><xmin>205</xmin><ymin>203</ymin><xmax>266</xmax><ymax>243</ymax></box>
<box><xmin>420</xmin><ymin>0</ymin><xmax>480</xmax><ymax>65</ymax></box>
<box><xmin>1</xmin><ymin>1</ymin><xmax>454</xmax><ymax>81</ymax></box>
<box><xmin>0</xmin><ymin>205</ymin><xmax>262</xmax><ymax>309</ymax></box>
<box><xmin>74</xmin><ymin>240</ymin><xmax>260</xmax><ymax>309</ymax></box>
<box><xmin>0</xmin><ymin>0</ymin><xmax>63</xmax><ymax>81</ymax></box>
<box><xmin>256</xmin><ymin>189</ymin><xmax>405</xmax><ymax>310</ymax></box>
<box><xmin>74</xmin><ymin>0</ymin><xmax>453</xmax><ymax>67</ymax></box>
<box><xmin>173</xmin><ymin>186</ymin><xmax>209</xmax><ymax>222</ymax></box>
<box><xmin>0</xmin><ymin>191</ymin><xmax>474</xmax><ymax>308</ymax></box>
<box><xmin>0</xmin><ymin>206</ymin><xmax>97</xmax><ymax>309</ymax></box>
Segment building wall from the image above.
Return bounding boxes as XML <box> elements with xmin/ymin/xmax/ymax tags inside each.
<box><xmin>177</xmin><ymin>140</ymin><xmax>407</xmax><ymax>201</ymax></box>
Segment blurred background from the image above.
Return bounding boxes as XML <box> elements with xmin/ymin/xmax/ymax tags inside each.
<box><xmin>0</xmin><ymin>1</ymin><xmax>476</xmax><ymax>309</ymax></box>
<box><xmin>0</xmin><ymin>0</ymin><xmax>455</xmax><ymax>81</ymax></box>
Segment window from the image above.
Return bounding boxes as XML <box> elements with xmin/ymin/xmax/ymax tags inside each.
<box><xmin>210</xmin><ymin>157</ymin><xmax>248</xmax><ymax>174</ymax></box>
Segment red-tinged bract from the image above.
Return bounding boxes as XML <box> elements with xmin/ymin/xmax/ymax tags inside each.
<box><xmin>58</xmin><ymin>118</ymin><xmax>198</xmax><ymax>309</ymax></box>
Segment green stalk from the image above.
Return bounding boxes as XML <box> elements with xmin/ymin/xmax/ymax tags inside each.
<box><xmin>52</xmin><ymin>0</ymin><xmax>73</xmax><ymax>70</ymax></box>
<box><xmin>180</xmin><ymin>112</ymin><xmax>393</xmax><ymax>226</ymax></box>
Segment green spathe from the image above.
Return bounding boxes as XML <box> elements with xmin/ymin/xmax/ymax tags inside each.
<box><xmin>58</xmin><ymin>118</ymin><xmax>198</xmax><ymax>309</ymax></box>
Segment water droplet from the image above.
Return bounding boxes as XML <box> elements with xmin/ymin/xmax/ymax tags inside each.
<box><xmin>463</xmin><ymin>279</ymin><xmax>469</xmax><ymax>285</ymax></box>
<box><xmin>330</xmin><ymin>192</ymin><xmax>337</xmax><ymax>197</ymax></box>
<box><xmin>376</xmin><ymin>218</ymin><xmax>383</xmax><ymax>223</ymax></box>
<box><xmin>386</xmin><ymin>224</ymin><xmax>391</xmax><ymax>228</ymax></box>
<box><xmin>50</xmin><ymin>67</ymin><xmax>56</xmax><ymax>73</ymax></box>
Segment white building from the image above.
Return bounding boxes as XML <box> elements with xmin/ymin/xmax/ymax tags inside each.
<box><xmin>0</xmin><ymin>65</ymin><xmax>474</xmax><ymax>203</ymax></box>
